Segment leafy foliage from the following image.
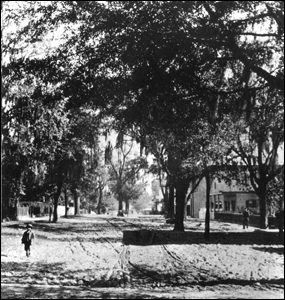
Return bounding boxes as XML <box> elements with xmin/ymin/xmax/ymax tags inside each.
<box><xmin>107</xmin><ymin>134</ymin><xmax>148</xmax><ymax>213</ymax></box>
<box><xmin>1</xmin><ymin>1</ymin><xmax>283</xmax><ymax>229</ymax></box>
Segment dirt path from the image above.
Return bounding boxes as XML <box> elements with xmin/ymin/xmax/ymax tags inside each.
<box><xmin>1</xmin><ymin>215</ymin><xmax>284</xmax><ymax>299</ymax></box>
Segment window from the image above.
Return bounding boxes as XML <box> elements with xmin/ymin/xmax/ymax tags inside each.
<box><xmin>246</xmin><ymin>200</ymin><xmax>257</xmax><ymax>208</ymax></box>
<box><xmin>215</xmin><ymin>201</ymin><xmax>222</xmax><ymax>210</ymax></box>
<box><xmin>224</xmin><ymin>200</ymin><xmax>236</xmax><ymax>212</ymax></box>
<box><xmin>211</xmin><ymin>195</ymin><xmax>222</xmax><ymax>211</ymax></box>
<box><xmin>231</xmin><ymin>200</ymin><xmax>236</xmax><ymax>212</ymax></box>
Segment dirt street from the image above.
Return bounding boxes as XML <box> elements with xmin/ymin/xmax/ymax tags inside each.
<box><xmin>1</xmin><ymin>215</ymin><xmax>284</xmax><ymax>299</ymax></box>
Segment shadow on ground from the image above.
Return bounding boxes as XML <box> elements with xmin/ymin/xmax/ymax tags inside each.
<box><xmin>252</xmin><ymin>246</ymin><xmax>284</xmax><ymax>255</ymax></box>
<box><xmin>3</xmin><ymin>221</ymin><xmax>126</xmax><ymax>235</ymax></box>
<box><xmin>1</xmin><ymin>284</ymin><xmax>164</xmax><ymax>299</ymax></box>
<box><xmin>1</xmin><ymin>261</ymin><xmax>66</xmax><ymax>273</ymax></box>
<box><xmin>123</xmin><ymin>230</ymin><xmax>284</xmax><ymax>246</ymax></box>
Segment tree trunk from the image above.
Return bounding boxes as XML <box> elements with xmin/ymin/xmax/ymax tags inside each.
<box><xmin>173</xmin><ymin>179</ymin><xmax>189</xmax><ymax>231</ymax></box>
<box><xmin>258</xmin><ymin>189</ymin><xmax>268</xmax><ymax>229</ymax></box>
<box><xmin>74</xmin><ymin>191</ymin><xmax>80</xmax><ymax>215</ymax></box>
<box><xmin>184</xmin><ymin>196</ymin><xmax>188</xmax><ymax>222</ymax></box>
<box><xmin>205</xmin><ymin>172</ymin><xmax>211</xmax><ymax>239</ymax></box>
<box><xmin>64</xmin><ymin>188</ymin><xmax>68</xmax><ymax>217</ymax></box>
<box><xmin>117</xmin><ymin>192</ymin><xmax>124</xmax><ymax>216</ymax></box>
<box><xmin>53</xmin><ymin>196</ymin><xmax>58</xmax><ymax>223</ymax></box>
<box><xmin>49</xmin><ymin>203</ymin><xmax>53</xmax><ymax>223</ymax></box>
<box><xmin>163</xmin><ymin>187</ymin><xmax>169</xmax><ymax>215</ymax></box>
<box><xmin>97</xmin><ymin>187</ymin><xmax>103</xmax><ymax>214</ymax></box>
<box><xmin>125</xmin><ymin>199</ymin><xmax>129</xmax><ymax>215</ymax></box>
<box><xmin>76</xmin><ymin>195</ymin><xmax>80</xmax><ymax>215</ymax></box>
<box><xmin>168</xmin><ymin>184</ymin><xmax>175</xmax><ymax>219</ymax></box>
<box><xmin>158</xmin><ymin>168</ymin><xmax>167</xmax><ymax>212</ymax></box>
<box><xmin>14</xmin><ymin>198</ymin><xmax>19</xmax><ymax>221</ymax></box>
<box><xmin>53</xmin><ymin>180</ymin><xmax>62</xmax><ymax>222</ymax></box>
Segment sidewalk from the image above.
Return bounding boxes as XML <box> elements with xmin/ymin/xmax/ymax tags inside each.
<box><xmin>18</xmin><ymin>216</ymin><xmax>50</xmax><ymax>222</ymax></box>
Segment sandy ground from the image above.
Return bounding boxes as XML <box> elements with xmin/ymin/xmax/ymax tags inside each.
<box><xmin>1</xmin><ymin>215</ymin><xmax>284</xmax><ymax>299</ymax></box>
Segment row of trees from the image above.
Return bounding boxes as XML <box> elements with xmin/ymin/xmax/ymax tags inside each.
<box><xmin>2</xmin><ymin>1</ymin><xmax>284</xmax><ymax>232</ymax></box>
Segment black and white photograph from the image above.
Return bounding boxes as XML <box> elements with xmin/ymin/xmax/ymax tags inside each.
<box><xmin>1</xmin><ymin>1</ymin><xmax>284</xmax><ymax>299</ymax></box>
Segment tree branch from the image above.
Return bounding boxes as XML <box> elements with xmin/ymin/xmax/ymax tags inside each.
<box><xmin>237</xmin><ymin>32</ymin><xmax>279</xmax><ymax>37</ymax></box>
<box><xmin>228</xmin><ymin>40</ymin><xmax>284</xmax><ymax>92</ymax></box>
<box><xmin>234</xmin><ymin>135</ymin><xmax>259</xmax><ymax>192</ymax></box>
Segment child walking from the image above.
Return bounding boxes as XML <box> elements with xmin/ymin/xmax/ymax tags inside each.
<box><xmin>21</xmin><ymin>224</ymin><xmax>35</xmax><ymax>257</ymax></box>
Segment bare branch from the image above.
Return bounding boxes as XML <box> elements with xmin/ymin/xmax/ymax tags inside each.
<box><xmin>236</xmin><ymin>32</ymin><xmax>279</xmax><ymax>37</ymax></box>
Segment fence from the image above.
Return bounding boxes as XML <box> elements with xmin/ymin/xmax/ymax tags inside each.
<box><xmin>214</xmin><ymin>212</ymin><xmax>277</xmax><ymax>228</ymax></box>
<box><xmin>17</xmin><ymin>207</ymin><xmax>29</xmax><ymax>217</ymax></box>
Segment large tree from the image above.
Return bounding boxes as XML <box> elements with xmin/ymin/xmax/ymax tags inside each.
<box><xmin>90</xmin><ymin>1</ymin><xmax>283</xmax><ymax>230</ymax></box>
<box><xmin>107</xmin><ymin>133</ymin><xmax>147</xmax><ymax>215</ymax></box>
<box><xmin>2</xmin><ymin>1</ymin><xmax>283</xmax><ymax>230</ymax></box>
<box><xmin>229</xmin><ymin>88</ymin><xmax>284</xmax><ymax>228</ymax></box>
<box><xmin>1</xmin><ymin>71</ymin><xmax>71</xmax><ymax>220</ymax></box>
<box><xmin>2</xmin><ymin>2</ymin><xmax>104</xmax><ymax>221</ymax></box>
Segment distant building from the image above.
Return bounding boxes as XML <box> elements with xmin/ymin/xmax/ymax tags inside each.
<box><xmin>18</xmin><ymin>200</ymin><xmax>50</xmax><ymax>219</ymax></box>
<box><xmin>190</xmin><ymin>177</ymin><xmax>259</xmax><ymax>219</ymax></box>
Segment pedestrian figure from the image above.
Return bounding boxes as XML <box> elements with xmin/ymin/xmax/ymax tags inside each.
<box><xmin>275</xmin><ymin>209</ymin><xmax>284</xmax><ymax>239</ymax></box>
<box><xmin>242</xmin><ymin>208</ymin><xmax>250</xmax><ymax>229</ymax></box>
<box><xmin>21</xmin><ymin>224</ymin><xmax>35</xmax><ymax>257</ymax></box>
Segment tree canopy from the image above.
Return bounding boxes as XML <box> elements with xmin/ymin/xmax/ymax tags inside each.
<box><xmin>2</xmin><ymin>1</ymin><xmax>283</xmax><ymax>229</ymax></box>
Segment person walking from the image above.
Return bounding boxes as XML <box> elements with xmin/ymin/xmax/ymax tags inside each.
<box><xmin>242</xmin><ymin>207</ymin><xmax>250</xmax><ymax>229</ymax></box>
<box><xmin>21</xmin><ymin>224</ymin><xmax>35</xmax><ymax>257</ymax></box>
